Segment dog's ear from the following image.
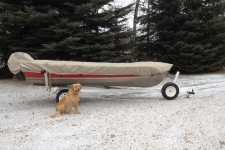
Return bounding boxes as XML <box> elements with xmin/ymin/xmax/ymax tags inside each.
<box><xmin>78</xmin><ymin>83</ymin><xmax>82</xmax><ymax>89</ymax></box>
<box><xmin>70</xmin><ymin>84</ymin><xmax>76</xmax><ymax>91</ymax></box>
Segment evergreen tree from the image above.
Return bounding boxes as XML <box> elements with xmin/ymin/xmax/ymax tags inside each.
<box><xmin>0</xmin><ymin>1</ymin><xmax>59</xmax><ymax>78</ymax></box>
<box><xmin>0</xmin><ymin>1</ymin><xmax>58</xmax><ymax>58</ymax></box>
<box><xmin>0</xmin><ymin>0</ymin><xmax>133</xmax><ymax>66</ymax></box>
<box><xmin>42</xmin><ymin>0</ymin><xmax>134</xmax><ymax>62</ymax></box>
<box><xmin>137</xmin><ymin>0</ymin><xmax>225</xmax><ymax>73</ymax></box>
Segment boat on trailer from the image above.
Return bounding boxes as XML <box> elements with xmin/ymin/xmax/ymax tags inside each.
<box><xmin>8</xmin><ymin>52</ymin><xmax>180</xmax><ymax>102</ymax></box>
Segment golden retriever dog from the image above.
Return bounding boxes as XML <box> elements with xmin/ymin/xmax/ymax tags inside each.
<box><xmin>50</xmin><ymin>83</ymin><xmax>82</xmax><ymax>118</ymax></box>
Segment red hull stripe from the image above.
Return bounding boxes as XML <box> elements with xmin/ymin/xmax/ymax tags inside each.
<box><xmin>24</xmin><ymin>72</ymin><xmax>140</xmax><ymax>78</ymax></box>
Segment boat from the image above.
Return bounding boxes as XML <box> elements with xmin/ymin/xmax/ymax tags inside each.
<box><xmin>8</xmin><ymin>52</ymin><xmax>180</xmax><ymax>101</ymax></box>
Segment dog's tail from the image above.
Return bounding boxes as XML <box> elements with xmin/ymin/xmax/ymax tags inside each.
<box><xmin>50</xmin><ymin>111</ymin><xmax>61</xmax><ymax>118</ymax></box>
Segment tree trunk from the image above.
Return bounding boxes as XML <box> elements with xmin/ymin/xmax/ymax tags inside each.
<box><xmin>147</xmin><ymin>0</ymin><xmax>150</xmax><ymax>43</ymax></box>
<box><xmin>133</xmin><ymin>0</ymin><xmax>140</xmax><ymax>42</ymax></box>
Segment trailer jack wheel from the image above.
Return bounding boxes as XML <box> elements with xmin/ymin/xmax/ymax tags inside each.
<box><xmin>161</xmin><ymin>82</ymin><xmax>179</xmax><ymax>100</ymax></box>
<box><xmin>56</xmin><ymin>89</ymin><xmax>69</xmax><ymax>103</ymax></box>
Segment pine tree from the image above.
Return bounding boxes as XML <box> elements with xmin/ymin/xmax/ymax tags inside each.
<box><xmin>136</xmin><ymin>0</ymin><xmax>225</xmax><ymax>73</ymax></box>
<box><xmin>0</xmin><ymin>1</ymin><xmax>60</xmax><ymax>59</ymax></box>
<box><xmin>0</xmin><ymin>1</ymin><xmax>59</xmax><ymax>78</ymax></box>
<box><xmin>42</xmin><ymin>0</ymin><xmax>134</xmax><ymax>62</ymax></box>
<box><xmin>0</xmin><ymin>0</ymin><xmax>134</xmax><ymax>64</ymax></box>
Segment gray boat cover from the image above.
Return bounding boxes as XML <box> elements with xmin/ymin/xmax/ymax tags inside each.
<box><xmin>8</xmin><ymin>52</ymin><xmax>173</xmax><ymax>75</ymax></box>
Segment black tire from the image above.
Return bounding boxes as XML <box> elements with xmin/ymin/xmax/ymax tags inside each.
<box><xmin>56</xmin><ymin>89</ymin><xmax>69</xmax><ymax>103</ymax></box>
<box><xmin>161</xmin><ymin>82</ymin><xmax>179</xmax><ymax>100</ymax></box>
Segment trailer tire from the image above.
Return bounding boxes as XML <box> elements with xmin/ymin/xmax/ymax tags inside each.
<box><xmin>161</xmin><ymin>82</ymin><xmax>179</xmax><ymax>100</ymax></box>
<box><xmin>56</xmin><ymin>89</ymin><xmax>69</xmax><ymax>103</ymax></box>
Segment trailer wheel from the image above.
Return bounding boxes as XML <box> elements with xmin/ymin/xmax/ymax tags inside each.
<box><xmin>56</xmin><ymin>89</ymin><xmax>69</xmax><ymax>103</ymax></box>
<box><xmin>161</xmin><ymin>82</ymin><xmax>179</xmax><ymax>100</ymax></box>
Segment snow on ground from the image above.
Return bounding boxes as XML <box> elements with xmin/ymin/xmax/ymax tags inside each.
<box><xmin>0</xmin><ymin>71</ymin><xmax>225</xmax><ymax>150</ymax></box>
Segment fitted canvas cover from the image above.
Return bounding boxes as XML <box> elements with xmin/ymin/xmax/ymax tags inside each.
<box><xmin>8</xmin><ymin>52</ymin><xmax>173</xmax><ymax>75</ymax></box>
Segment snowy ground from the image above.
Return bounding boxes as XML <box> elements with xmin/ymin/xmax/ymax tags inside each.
<box><xmin>0</xmin><ymin>71</ymin><xmax>225</xmax><ymax>150</ymax></box>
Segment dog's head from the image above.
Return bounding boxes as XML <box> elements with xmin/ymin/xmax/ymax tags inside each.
<box><xmin>70</xmin><ymin>83</ymin><xmax>82</xmax><ymax>93</ymax></box>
